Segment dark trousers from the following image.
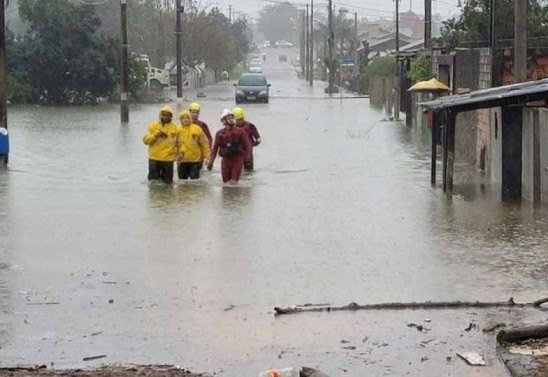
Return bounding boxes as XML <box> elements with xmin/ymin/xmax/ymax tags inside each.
<box><xmin>244</xmin><ymin>158</ymin><xmax>254</xmax><ymax>171</ymax></box>
<box><xmin>148</xmin><ymin>159</ymin><xmax>174</xmax><ymax>184</ymax></box>
<box><xmin>177</xmin><ymin>162</ymin><xmax>202</xmax><ymax>180</ymax></box>
<box><xmin>221</xmin><ymin>155</ymin><xmax>244</xmax><ymax>183</ymax></box>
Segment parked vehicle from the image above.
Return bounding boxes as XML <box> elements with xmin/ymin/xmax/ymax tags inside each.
<box><xmin>249</xmin><ymin>65</ymin><xmax>262</xmax><ymax>74</ymax></box>
<box><xmin>136</xmin><ymin>55</ymin><xmax>170</xmax><ymax>90</ymax></box>
<box><xmin>234</xmin><ymin>73</ymin><xmax>271</xmax><ymax>104</ymax></box>
<box><xmin>275</xmin><ymin>40</ymin><xmax>293</xmax><ymax>48</ymax></box>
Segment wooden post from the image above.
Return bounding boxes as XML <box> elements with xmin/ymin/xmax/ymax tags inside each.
<box><xmin>309</xmin><ymin>0</ymin><xmax>314</xmax><ymax>86</ymax></box>
<box><xmin>442</xmin><ymin>111</ymin><xmax>448</xmax><ymax>193</ymax></box>
<box><xmin>120</xmin><ymin>0</ymin><xmax>129</xmax><ymax>123</ymax></box>
<box><xmin>175</xmin><ymin>0</ymin><xmax>183</xmax><ymax>101</ymax></box>
<box><xmin>305</xmin><ymin>4</ymin><xmax>309</xmax><ymax>82</ymax></box>
<box><xmin>424</xmin><ymin>0</ymin><xmax>432</xmax><ymax>49</ymax></box>
<box><xmin>514</xmin><ymin>0</ymin><xmax>527</xmax><ymax>83</ymax></box>
<box><xmin>0</xmin><ymin>0</ymin><xmax>7</xmax><ymax>165</ymax></box>
<box><xmin>431</xmin><ymin>111</ymin><xmax>437</xmax><ymax>186</ymax></box>
<box><xmin>300</xmin><ymin>10</ymin><xmax>306</xmax><ymax>78</ymax></box>
<box><xmin>446</xmin><ymin>111</ymin><xmax>456</xmax><ymax>195</ymax></box>
<box><xmin>327</xmin><ymin>0</ymin><xmax>335</xmax><ymax>94</ymax></box>
<box><xmin>533</xmin><ymin>110</ymin><xmax>541</xmax><ymax>203</ymax></box>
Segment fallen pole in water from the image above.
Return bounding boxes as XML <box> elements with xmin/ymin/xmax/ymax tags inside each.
<box><xmin>274</xmin><ymin>297</ymin><xmax>548</xmax><ymax>316</ymax></box>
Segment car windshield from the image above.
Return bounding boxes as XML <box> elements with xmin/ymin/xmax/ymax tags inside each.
<box><xmin>238</xmin><ymin>76</ymin><xmax>267</xmax><ymax>86</ymax></box>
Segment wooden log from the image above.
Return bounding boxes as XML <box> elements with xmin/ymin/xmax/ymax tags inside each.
<box><xmin>497</xmin><ymin>325</ymin><xmax>548</xmax><ymax>343</ymax></box>
<box><xmin>274</xmin><ymin>297</ymin><xmax>548</xmax><ymax>316</ymax></box>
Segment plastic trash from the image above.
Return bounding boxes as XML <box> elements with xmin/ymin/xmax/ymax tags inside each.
<box><xmin>258</xmin><ymin>367</ymin><xmax>300</xmax><ymax>377</ymax></box>
<box><xmin>0</xmin><ymin>127</ymin><xmax>9</xmax><ymax>155</ymax></box>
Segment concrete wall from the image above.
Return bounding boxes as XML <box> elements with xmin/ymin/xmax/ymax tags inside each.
<box><xmin>455</xmin><ymin>111</ymin><xmax>478</xmax><ymax>164</ymax></box>
<box><xmin>522</xmin><ymin>109</ymin><xmax>536</xmax><ymax>202</ymax></box>
<box><xmin>522</xmin><ymin>108</ymin><xmax>548</xmax><ymax>203</ymax></box>
<box><xmin>541</xmin><ymin>109</ymin><xmax>548</xmax><ymax>203</ymax></box>
<box><xmin>476</xmin><ymin>49</ymin><xmax>492</xmax><ymax>173</ymax></box>
<box><xmin>491</xmin><ymin>108</ymin><xmax>503</xmax><ymax>185</ymax></box>
<box><xmin>369</xmin><ymin>76</ymin><xmax>395</xmax><ymax>111</ymax></box>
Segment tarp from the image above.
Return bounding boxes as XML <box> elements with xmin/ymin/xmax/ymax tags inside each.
<box><xmin>408</xmin><ymin>78</ymin><xmax>450</xmax><ymax>92</ymax></box>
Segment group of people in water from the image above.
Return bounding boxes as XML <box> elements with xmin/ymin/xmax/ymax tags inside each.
<box><xmin>143</xmin><ymin>103</ymin><xmax>261</xmax><ymax>184</ymax></box>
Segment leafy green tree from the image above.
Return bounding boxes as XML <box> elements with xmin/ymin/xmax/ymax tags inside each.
<box><xmin>438</xmin><ymin>0</ymin><xmax>548</xmax><ymax>49</ymax></box>
<box><xmin>258</xmin><ymin>2</ymin><xmax>299</xmax><ymax>43</ymax></box>
<box><xmin>366</xmin><ymin>56</ymin><xmax>396</xmax><ymax>78</ymax></box>
<box><xmin>15</xmin><ymin>0</ymin><xmax>116</xmax><ymax>104</ymax></box>
<box><xmin>182</xmin><ymin>8</ymin><xmax>238</xmax><ymax>73</ymax></box>
<box><xmin>408</xmin><ymin>55</ymin><xmax>431</xmax><ymax>83</ymax></box>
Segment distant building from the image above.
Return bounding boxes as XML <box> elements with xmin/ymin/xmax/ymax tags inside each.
<box><xmin>400</xmin><ymin>11</ymin><xmax>424</xmax><ymax>40</ymax></box>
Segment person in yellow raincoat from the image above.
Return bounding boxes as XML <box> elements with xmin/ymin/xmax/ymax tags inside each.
<box><xmin>142</xmin><ymin>106</ymin><xmax>184</xmax><ymax>183</ymax></box>
<box><xmin>177</xmin><ymin>110</ymin><xmax>210</xmax><ymax>180</ymax></box>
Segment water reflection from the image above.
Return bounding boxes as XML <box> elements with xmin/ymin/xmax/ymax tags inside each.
<box><xmin>220</xmin><ymin>185</ymin><xmax>253</xmax><ymax>209</ymax></box>
<box><xmin>0</xmin><ymin>168</ymin><xmax>12</xmax><ymax>353</ymax></box>
<box><xmin>147</xmin><ymin>181</ymin><xmax>212</xmax><ymax>211</ymax></box>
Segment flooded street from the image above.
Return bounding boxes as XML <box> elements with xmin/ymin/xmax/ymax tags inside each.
<box><xmin>1</xmin><ymin>54</ymin><xmax>548</xmax><ymax>376</ymax></box>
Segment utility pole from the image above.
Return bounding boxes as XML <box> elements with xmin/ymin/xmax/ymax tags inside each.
<box><xmin>229</xmin><ymin>5</ymin><xmax>232</xmax><ymax>22</ymax></box>
<box><xmin>120</xmin><ymin>0</ymin><xmax>129</xmax><ymax>123</ymax></box>
<box><xmin>305</xmin><ymin>3</ymin><xmax>309</xmax><ymax>81</ymax></box>
<box><xmin>424</xmin><ymin>0</ymin><xmax>432</xmax><ymax>49</ymax></box>
<box><xmin>395</xmin><ymin>0</ymin><xmax>400</xmax><ymax>52</ymax></box>
<box><xmin>0</xmin><ymin>0</ymin><xmax>7</xmax><ymax>165</ymax></box>
<box><xmin>394</xmin><ymin>0</ymin><xmax>400</xmax><ymax>121</ymax></box>
<box><xmin>309</xmin><ymin>0</ymin><xmax>314</xmax><ymax>86</ymax></box>
<box><xmin>0</xmin><ymin>0</ymin><xmax>7</xmax><ymax>130</ymax></box>
<box><xmin>176</xmin><ymin>0</ymin><xmax>183</xmax><ymax>102</ymax></box>
<box><xmin>300</xmin><ymin>10</ymin><xmax>305</xmax><ymax>78</ymax></box>
<box><xmin>490</xmin><ymin>0</ymin><xmax>497</xmax><ymax>49</ymax></box>
<box><xmin>327</xmin><ymin>0</ymin><xmax>335</xmax><ymax>94</ymax></box>
<box><xmin>514</xmin><ymin>0</ymin><xmax>527</xmax><ymax>83</ymax></box>
<box><xmin>353</xmin><ymin>11</ymin><xmax>359</xmax><ymax>76</ymax></box>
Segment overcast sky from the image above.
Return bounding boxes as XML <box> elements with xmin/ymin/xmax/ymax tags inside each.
<box><xmin>209</xmin><ymin>0</ymin><xmax>460</xmax><ymax>20</ymax></box>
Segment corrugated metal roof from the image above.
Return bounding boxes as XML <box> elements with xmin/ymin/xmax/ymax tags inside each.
<box><xmin>421</xmin><ymin>78</ymin><xmax>548</xmax><ymax>113</ymax></box>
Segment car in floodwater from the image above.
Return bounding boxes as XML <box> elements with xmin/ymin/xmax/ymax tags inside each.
<box><xmin>249</xmin><ymin>65</ymin><xmax>263</xmax><ymax>74</ymax></box>
<box><xmin>278</xmin><ymin>54</ymin><xmax>288</xmax><ymax>62</ymax></box>
<box><xmin>234</xmin><ymin>73</ymin><xmax>271</xmax><ymax>104</ymax></box>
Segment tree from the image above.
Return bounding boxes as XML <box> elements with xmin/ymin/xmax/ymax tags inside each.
<box><xmin>258</xmin><ymin>2</ymin><xmax>299</xmax><ymax>43</ymax></box>
<box><xmin>408</xmin><ymin>55</ymin><xmax>431</xmax><ymax>83</ymax></box>
<box><xmin>181</xmin><ymin>8</ymin><xmax>239</xmax><ymax>73</ymax></box>
<box><xmin>15</xmin><ymin>0</ymin><xmax>116</xmax><ymax>104</ymax></box>
<box><xmin>438</xmin><ymin>0</ymin><xmax>548</xmax><ymax>49</ymax></box>
<box><xmin>366</xmin><ymin>56</ymin><xmax>396</xmax><ymax>78</ymax></box>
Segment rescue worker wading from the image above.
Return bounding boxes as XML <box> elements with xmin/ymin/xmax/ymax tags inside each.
<box><xmin>189</xmin><ymin>102</ymin><xmax>213</xmax><ymax>148</ymax></box>
<box><xmin>143</xmin><ymin>106</ymin><xmax>184</xmax><ymax>184</ymax></box>
<box><xmin>233</xmin><ymin>107</ymin><xmax>261</xmax><ymax>171</ymax></box>
<box><xmin>207</xmin><ymin>109</ymin><xmax>252</xmax><ymax>184</ymax></box>
<box><xmin>177</xmin><ymin>110</ymin><xmax>210</xmax><ymax>180</ymax></box>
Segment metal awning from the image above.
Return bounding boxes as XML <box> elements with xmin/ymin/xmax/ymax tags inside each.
<box><xmin>421</xmin><ymin>78</ymin><xmax>548</xmax><ymax>113</ymax></box>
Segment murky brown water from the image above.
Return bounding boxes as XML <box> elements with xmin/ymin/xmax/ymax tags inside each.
<box><xmin>1</xmin><ymin>52</ymin><xmax>547</xmax><ymax>376</ymax></box>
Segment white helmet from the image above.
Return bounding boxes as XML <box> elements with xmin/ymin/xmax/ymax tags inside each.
<box><xmin>220</xmin><ymin>109</ymin><xmax>234</xmax><ymax>121</ymax></box>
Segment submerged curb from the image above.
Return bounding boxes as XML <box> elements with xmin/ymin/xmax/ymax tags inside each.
<box><xmin>496</xmin><ymin>325</ymin><xmax>548</xmax><ymax>376</ymax></box>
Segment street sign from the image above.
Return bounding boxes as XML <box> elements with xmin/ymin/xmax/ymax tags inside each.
<box><xmin>340</xmin><ymin>58</ymin><xmax>354</xmax><ymax>67</ymax></box>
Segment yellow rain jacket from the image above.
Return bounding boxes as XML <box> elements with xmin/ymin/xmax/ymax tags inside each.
<box><xmin>179</xmin><ymin>123</ymin><xmax>210</xmax><ymax>163</ymax></box>
<box><xmin>143</xmin><ymin>108</ymin><xmax>184</xmax><ymax>162</ymax></box>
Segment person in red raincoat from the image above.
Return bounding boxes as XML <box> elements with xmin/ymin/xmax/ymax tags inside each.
<box><xmin>233</xmin><ymin>107</ymin><xmax>261</xmax><ymax>171</ymax></box>
<box><xmin>207</xmin><ymin>109</ymin><xmax>252</xmax><ymax>184</ymax></box>
<box><xmin>189</xmin><ymin>102</ymin><xmax>213</xmax><ymax>147</ymax></box>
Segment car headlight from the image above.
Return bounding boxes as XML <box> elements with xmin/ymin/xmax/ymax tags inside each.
<box><xmin>259</xmin><ymin>90</ymin><xmax>267</xmax><ymax>95</ymax></box>
<box><xmin>236</xmin><ymin>90</ymin><xmax>244</xmax><ymax>95</ymax></box>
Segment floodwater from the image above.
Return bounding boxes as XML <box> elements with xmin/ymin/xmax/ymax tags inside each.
<box><xmin>1</xmin><ymin>51</ymin><xmax>548</xmax><ymax>376</ymax></box>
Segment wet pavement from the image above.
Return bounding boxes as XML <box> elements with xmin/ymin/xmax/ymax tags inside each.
<box><xmin>1</xmin><ymin>50</ymin><xmax>548</xmax><ymax>376</ymax></box>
